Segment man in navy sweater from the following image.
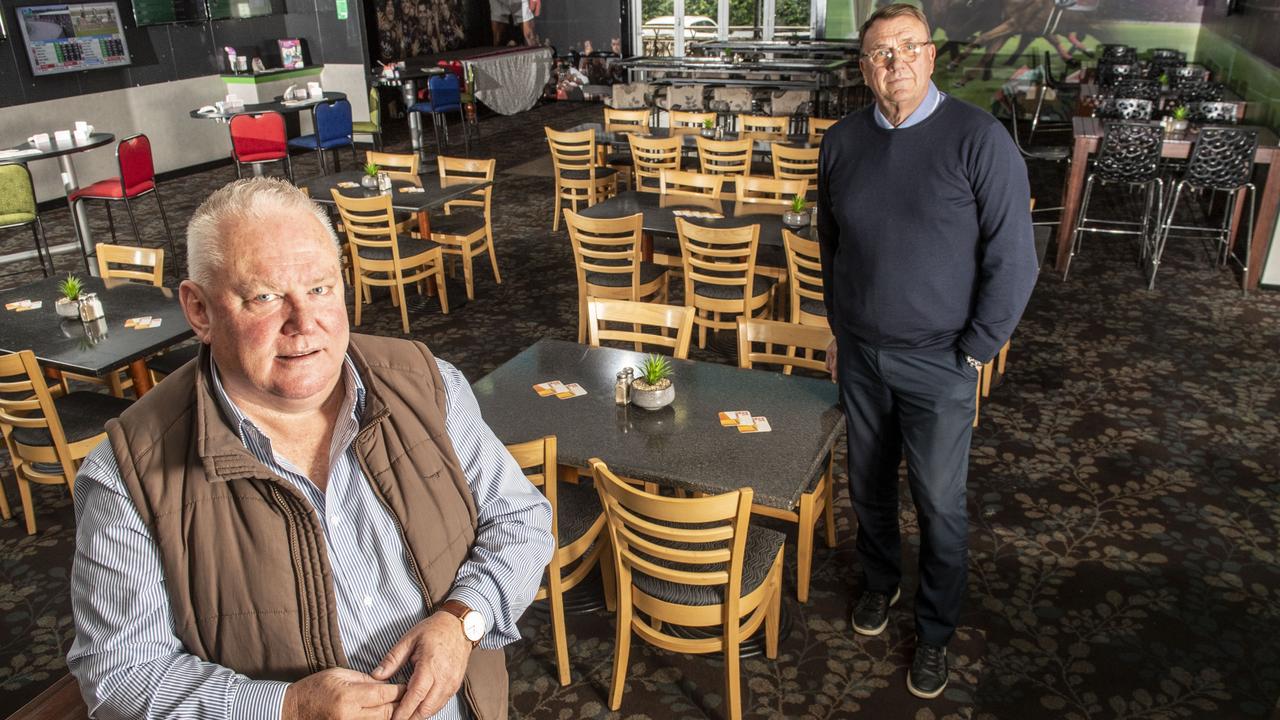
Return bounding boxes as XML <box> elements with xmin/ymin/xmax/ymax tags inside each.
<box><xmin>816</xmin><ymin>2</ymin><xmax>1038</xmax><ymax>699</ymax></box>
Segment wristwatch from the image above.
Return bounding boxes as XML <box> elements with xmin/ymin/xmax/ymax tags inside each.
<box><xmin>964</xmin><ymin>354</ymin><xmax>984</xmax><ymax>371</ymax></box>
<box><xmin>439</xmin><ymin>600</ymin><xmax>485</xmax><ymax>647</ymax></box>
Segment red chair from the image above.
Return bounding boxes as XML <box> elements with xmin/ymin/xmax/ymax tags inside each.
<box><xmin>230</xmin><ymin>112</ymin><xmax>293</xmax><ymax>182</ymax></box>
<box><xmin>68</xmin><ymin>133</ymin><xmax>177</xmax><ymax>279</ymax></box>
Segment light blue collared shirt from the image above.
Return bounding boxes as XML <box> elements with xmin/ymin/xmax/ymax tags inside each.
<box><xmin>874</xmin><ymin>80</ymin><xmax>946</xmax><ymax>129</ymax></box>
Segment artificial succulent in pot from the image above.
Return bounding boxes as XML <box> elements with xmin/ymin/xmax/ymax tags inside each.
<box><xmin>783</xmin><ymin>194</ymin><xmax>809</xmax><ymax>226</ymax></box>
<box><xmin>631</xmin><ymin>353</ymin><xmax>675</xmax><ymax>410</ymax></box>
<box><xmin>55</xmin><ymin>274</ymin><xmax>84</xmax><ymax>318</ymax></box>
<box><xmin>361</xmin><ymin>161</ymin><xmax>380</xmax><ymax>188</ymax></box>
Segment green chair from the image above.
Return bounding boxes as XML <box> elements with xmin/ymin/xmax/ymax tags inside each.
<box><xmin>0</xmin><ymin>163</ymin><xmax>52</xmax><ymax>277</ymax></box>
<box><xmin>352</xmin><ymin>86</ymin><xmax>383</xmax><ymax>150</ymax></box>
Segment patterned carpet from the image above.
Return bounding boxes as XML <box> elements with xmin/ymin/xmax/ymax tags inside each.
<box><xmin>0</xmin><ymin>100</ymin><xmax>1278</xmax><ymax>719</ymax></box>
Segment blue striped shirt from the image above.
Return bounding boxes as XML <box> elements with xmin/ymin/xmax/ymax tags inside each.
<box><xmin>67</xmin><ymin>354</ymin><xmax>554</xmax><ymax>720</ymax></box>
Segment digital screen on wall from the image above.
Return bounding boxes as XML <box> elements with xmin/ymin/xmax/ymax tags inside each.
<box><xmin>205</xmin><ymin>0</ymin><xmax>274</xmax><ymax>20</ymax></box>
<box><xmin>17</xmin><ymin>2</ymin><xmax>131</xmax><ymax>76</ymax></box>
<box><xmin>133</xmin><ymin>0</ymin><xmax>206</xmax><ymax>26</ymax></box>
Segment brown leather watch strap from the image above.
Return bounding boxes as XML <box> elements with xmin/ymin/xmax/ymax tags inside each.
<box><xmin>438</xmin><ymin>600</ymin><xmax>480</xmax><ymax>647</ymax></box>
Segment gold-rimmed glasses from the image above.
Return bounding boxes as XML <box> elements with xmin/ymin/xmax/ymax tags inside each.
<box><xmin>861</xmin><ymin>41</ymin><xmax>932</xmax><ymax>67</ymax></box>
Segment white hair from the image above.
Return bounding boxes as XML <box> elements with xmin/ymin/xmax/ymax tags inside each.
<box><xmin>185</xmin><ymin>177</ymin><xmax>338</xmax><ymax>287</ymax></box>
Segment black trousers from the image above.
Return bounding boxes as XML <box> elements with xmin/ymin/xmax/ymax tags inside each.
<box><xmin>837</xmin><ymin>335</ymin><xmax>977</xmax><ymax>647</ymax></box>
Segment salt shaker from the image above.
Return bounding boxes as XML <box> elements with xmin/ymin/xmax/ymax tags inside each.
<box><xmin>623</xmin><ymin>368</ymin><xmax>634</xmax><ymax>403</ymax></box>
<box><xmin>77</xmin><ymin>292</ymin><xmax>104</xmax><ymax>322</ymax></box>
<box><xmin>614</xmin><ymin>371</ymin><xmax>629</xmax><ymax>405</ymax></box>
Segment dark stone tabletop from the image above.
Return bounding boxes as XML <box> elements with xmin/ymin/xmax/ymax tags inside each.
<box><xmin>300</xmin><ymin>172</ymin><xmax>490</xmax><ymax>213</ymax></box>
<box><xmin>472</xmin><ymin>339</ymin><xmax>845</xmax><ymax>510</ymax></box>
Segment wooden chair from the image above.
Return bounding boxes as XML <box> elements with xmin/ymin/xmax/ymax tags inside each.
<box><xmin>737</xmin><ymin>114</ymin><xmax>789</xmax><ymax>134</ymax></box>
<box><xmin>330</xmin><ymin>189</ymin><xmax>448</xmax><ymax>333</ymax></box>
<box><xmin>628</xmin><ymin>135</ymin><xmax>682</xmax><ymax>193</ymax></box>
<box><xmin>0</xmin><ymin>349</ymin><xmax>132</xmax><ymax>534</ymax></box>
<box><xmin>365</xmin><ymin>150</ymin><xmax>420</xmax><ymax>182</ymax></box>
<box><xmin>974</xmin><ymin>339</ymin><xmax>1012</xmax><ymax>427</ymax></box>
<box><xmin>587</xmin><ymin>299</ymin><xmax>694</xmax><ymax>359</ymax></box>
<box><xmin>735</xmin><ymin>318</ymin><xmax>837</xmax><ymax>602</ymax></box>
<box><xmin>808</xmin><ymin>117</ymin><xmax>837</xmax><ymax>143</ymax></box>
<box><xmin>507</xmin><ymin>436</ymin><xmax>611</xmax><ymax>687</ymax></box>
<box><xmin>735</xmin><ymin>175</ymin><xmax>807</xmax><ymax>206</ymax></box>
<box><xmin>676</xmin><ymin>217</ymin><xmax>773</xmax><ymax>349</ymax></box>
<box><xmin>565</xmin><ymin>211</ymin><xmax>668</xmax><ymax>343</ymax></box>
<box><xmin>782</xmin><ymin>229</ymin><xmax>826</xmax><ymax>327</ymax></box>
<box><xmin>669</xmin><ymin>110</ymin><xmax>716</xmax><ymax>129</ymax></box>
<box><xmin>603</xmin><ymin>108</ymin><xmax>650</xmax><ymax>189</ymax></box>
<box><xmin>546</xmin><ymin>127</ymin><xmax>618</xmax><ymax>231</ymax></box>
<box><xmin>771</xmin><ymin>143</ymin><xmax>819</xmax><ymax>191</ymax></box>
<box><xmin>694</xmin><ymin>136</ymin><xmax>752</xmax><ymax>182</ymax></box>
<box><xmin>430</xmin><ymin>156</ymin><xmax>500</xmax><ymax>300</ymax></box>
<box><xmin>95</xmin><ymin>243</ymin><xmax>164</xmax><ymax>286</ymax></box>
<box><xmin>658</xmin><ymin>169</ymin><xmax>724</xmax><ymax>200</ymax></box>
<box><xmin>591</xmin><ymin>458</ymin><xmax>783</xmax><ymax>720</ymax></box>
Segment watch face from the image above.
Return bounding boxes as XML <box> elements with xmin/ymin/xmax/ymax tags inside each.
<box><xmin>462</xmin><ymin>610</ymin><xmax>485</xmax><ymax>642</ymax></box>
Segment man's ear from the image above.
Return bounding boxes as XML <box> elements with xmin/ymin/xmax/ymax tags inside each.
<box><xmin>179</xmin><ymin>280</ymin><xmax>214</xmax><ymax>344</ymax></box>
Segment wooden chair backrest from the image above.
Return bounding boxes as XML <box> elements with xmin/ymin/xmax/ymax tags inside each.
<box><xmin>0</xmin><ymin>350</ymin><xmax>74</xmax><ymax>478</ymax></box>
<box><xmin>782</xmin><ymin>228</ymin><xmax>824</xmax><ymax>314</ymax></box>
<box><xmin>506</xmin><ymin>436</ymin><xmax>559</xmax><ymax>535</ymax></box>
<box><xmin>735</xmin><ymin>175</ymin><xmax>807</xmax><ymax>206</ymax></box>
<box><xmin>676</xmin><ymin>217</ymin><xmax>761</xmax><ymax>314</ymax></box>
<box><xmin>546</xmin><ymin>127</ymin><xmax>600</xmax><ymax>177</ymax></box>
<box><xmin>587</xmin><ymin>299</ymin><xmax>694</xmax><ymax>359</ymax></box>
<box><xmin>604</xmin><ymin>107</ymin><xmax>650</xmax><ymax>133</ymax></box>
<box><xmin>660</xmin><ymin>169</ymin><xmax>725</xmax><ymax>200</ymax></box>
<box><xmin>771</xmin><ymin>143</ymin><xmax>819</xmax><ymax>188</ymax></box>
<box><xmin>736</xmin><ymin>317</ymin><xmax>833</xmax><ymax>374</ymax></box>
<box><xmin>330</xmin><ymin>190</ymin><xmax>403</xmax><ymax>268</ymax></box>
<box><xmin>437</xmin><ymin>155</ymin><xmax>495</xmax><ymax>210</ymax></box>
<box><xmin>565</xmin><ymin>210</ymin><xmax>646</xmax><ymax>294</ymax></box>
<box><xmin>592</xmin><ymin>458</ymin><xmax>753</xmax><ymax>605</ymax></box>
<box><xmin>95</xmin><ymin>243</ymin><xmax>164</xmax><ymax>286</ymax></box>
<box><xmin>670</xmin><ymin>110</ymin><xmax>716</xmax><ymax>129</ymax></box>
<box><xmin>629</xmin><ymin>135</ymin><xmax>682</xmax><ymax>191</ymax></box>
<box><xmin>738</xmin><ymin>114</ymin><xmax>788</xmax><ymax>134</ymax></box>
<box><xmin>695</xmin><ymin>136</ymin><xmax>752</xmax><ymax>176</ymax></box>
<box><xmin>808</xmin><ymin>117</ymin><xmax>837</xmax><ymax>143</ymax></box>
<box><xmin>366</xmin><ymin>151</ymin><xmax>420</xmax><ymax>182</ymax></box>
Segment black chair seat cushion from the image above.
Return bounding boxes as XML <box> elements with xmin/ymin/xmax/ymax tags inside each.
<box><xmin>652</xmin><ymin>234</ymin><xmax>680</xmax><ymax>257</ymax></box>
<box><xmin>606</xmin><ymin>152</ymin><xmax>633</xmax><ymax>166</ymax></box>
<box><xmin>430</xmin><ymin>210</ymin><xmax>486</xmax><ymax>238</ymax></box>
<box><xmin>148</xmin><ymin>343</ymin><xmax>200</xmax><ymax>376</ymax></box>
<box><xmin>12</xmin><ymin>391</ymin><xmax>133</xmax><ymax>447</ymax></box>
<box><xmin>555</xmin><ymin>479</ymin><xmax>603</xmax><ymax>548</ymax></box>
<box><xmin>799</xmin><ymin>298</ymin><xmax>827</xmax><ymax>317</ymax></box>
<box><xmin>631</xmin><ymin>523</ymin><xmax>785</xmax><ymax>606</ymax></box>
<box><xmin>356</xmin><ymin>236</ymin><xmax>440</xmax><ymax>262</ymax></box>
<box><xmin>693</xmin><ymin>275</ymin><xmax>776</xmax><ymax>300</ymax></box>
<box><xmin>560</xmin><ymin>167</ymin><xmax>618</xmax><ymax>181</ymax></box>
<box><xmin>586</xmin><ymin>261</ymin><xmax>667</xmax><ymax>288</ymax></box>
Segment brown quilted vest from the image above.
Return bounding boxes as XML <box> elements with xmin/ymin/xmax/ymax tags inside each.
<box><xmin>106</xmin><ymin>333</ymin><xmax>508</xmax><ymax>720</ymax></box>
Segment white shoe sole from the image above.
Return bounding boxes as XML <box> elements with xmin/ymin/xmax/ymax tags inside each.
<box><xmin>907</xmin><ymin>672</ymin><xmax>947</xmax><ymax>699</ymax></box>
<box><xmin>851</xmin><ymin>587</ymin><xmax>901</xmax><ymax>636</ymax></box>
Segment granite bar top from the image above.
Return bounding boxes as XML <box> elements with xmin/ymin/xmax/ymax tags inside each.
<box><xmin>471</xmin><ymin>339</ymin><xmax>844</xmax><ymax>510</ymax></box>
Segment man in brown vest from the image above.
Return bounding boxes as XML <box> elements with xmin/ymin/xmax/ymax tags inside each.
<box><xmin>67</xmin><ymin>178</ymin><xmax>554</xmax><ymax>720</ymax></box>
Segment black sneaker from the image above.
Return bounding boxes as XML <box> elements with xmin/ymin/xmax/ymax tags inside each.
<box><xmin>850</xmin><ymin>587</ymin><xmax>900</xmax><ymax>636</ymax></box>
<box><xmin>907</xmin><ymin>642</ymin><xmax>948</xmax><ymax>699</ymax></box>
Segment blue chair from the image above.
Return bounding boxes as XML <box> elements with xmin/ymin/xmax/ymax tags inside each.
<box><xmin>409</xmin><ymin>74</ymin><xmax>469</xmax><ymax>154</ymax></box>
<box><xmin>288</xmin><ymin>99</ymin><xmax>356</xmax><ymax>173</ymax></box>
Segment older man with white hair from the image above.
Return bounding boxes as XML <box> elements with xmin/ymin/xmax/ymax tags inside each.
<box><xmin>67</xmin><ymin>177</ymin><xmax>553</xmax><ymax>720</ymax></box>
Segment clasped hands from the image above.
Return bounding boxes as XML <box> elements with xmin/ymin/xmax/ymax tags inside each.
<box><xmin>283</xmin><ymin>611</ymin><xmax>471</xmax><ymax>720</ymax></box>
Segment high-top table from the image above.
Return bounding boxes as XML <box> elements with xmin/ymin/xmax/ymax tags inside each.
<box><xmin>472</xmin><ymin>339</ymin><xmax>844</xmax><ymax>511</ymax></box>
<box><xmin>187</xmin><ymin>91</ymin><xmax>348</xmax><ymax>122</ymax></box>
<box><xmin>1054</xmin><ymin>117</ymin><xmax>1280</xmax><ymax>290</ymax></box>
<box><xmin>0</xmin><ymin>276</ymin><xmax>194</xmax><ymax>396</ymax></box>
<box><xmin>0</xmin><ymin>132</ymin><xmax>116</xmax><ymax>275</ymax></box>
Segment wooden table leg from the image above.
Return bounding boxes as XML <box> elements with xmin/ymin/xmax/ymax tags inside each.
<box><xmin>1246</xmin><ymin>156</ymin><xmax>1280</xmax><ymax>291</ymax></box>
<box><xmin>128</xmin><ymin>359</ymin><xmax>154</xmax><ymax>397</ymax></box>
<box><xmin>1054</xmin><ymin>135</ymin><xmax>1091</xmax><ymax>273</ymax></box>
<box><xmin>417</xmin><ymin>210</ymin><xmax>438</xmax><ymax>298</ymax></box>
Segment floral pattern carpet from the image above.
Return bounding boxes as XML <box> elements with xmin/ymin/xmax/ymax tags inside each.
<box><xmin>0</xmin><ymin>101</ymin><xmax>1278</xmax><ymax>719</ymax></box>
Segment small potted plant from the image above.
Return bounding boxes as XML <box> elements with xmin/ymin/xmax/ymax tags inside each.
<box><xmin>56</xmin><ymin>274</ymin><xmax>84</xmax><ymax>318</ymax></box>
<box><xmin>783</xmin><ymin>194</ymin><xmax>809</xmax><ymax>226</ymax></box>
<box><xmin>361</xmin><ymin>161</ymin><xmax>380</xmax><ymax>189</ymax></box>
<box><xmin>701</xmin><ymin>117</ymin><xmax>716</xmax><ymax>138</ymax></box>
<box><xmin>1170</xmin><ymin>105</ymin><xmax>1191</xmax><ymax>134</ymax></box>
<box><xmin>631</xmin><ymin>353</ymin><xmax>675</xmax><ymax>411</ymax></box>
<box><xmin>1158</xmin><ymin>72</ymin><xmax>1170</xmax><ymax>89</ymax></box>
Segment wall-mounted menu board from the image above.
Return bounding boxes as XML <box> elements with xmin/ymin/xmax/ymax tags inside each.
<box><xmin>17</xmin><ymin>2</ymin><xmax>131</xmax><ymax>76</ymax></box>
<box><xmin>205</xmin><ymin>0</ymin><xmax>275</xmax><ymax>20</ymax></box>
<box><xmin>132</xmin><ymin>0</ymin><xmax>206</xmax><ymax>25</ymax></box>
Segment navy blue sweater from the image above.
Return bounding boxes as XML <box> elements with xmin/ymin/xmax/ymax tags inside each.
<box><xmin>816</xmin><ymin>97</ymin><xmax>1038</xmax><ymax>362</ymax></box>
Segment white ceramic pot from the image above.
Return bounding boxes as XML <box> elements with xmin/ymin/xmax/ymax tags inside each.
<box><xmin>701</xmin><ymin>127</ymin><xmax>716</xmax><ymax>138</ymax></box>
<box><xmin>1171</xmin><ymin>119</ymin><xmax>1190</xmax><ymax>133</ymax></box>
<box><xmin>783</xmin><ymin>210</ymin><xmax>808</xmax><ymax>227</ymax></box>
<box><xmin>631</xmin><ymin>379</ymin><xmax>674</xmax><ymax>411</ymax></box>
<box><xmin>55</xmin><ymin>297</ymin><xmax>80</xmax><ymax>318</ymax></box>
<box><xmin>361</xmin><ymin>174</ymin><xmax>379</xmax><ymax>189</ymax></box>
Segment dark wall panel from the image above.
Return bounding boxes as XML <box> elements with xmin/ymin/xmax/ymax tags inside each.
<box><xmin>1200</xmin><ymin>0</ymin><xmax>1280</xmax><ymax>66</ymax></box>
<box><xmin>0</xmin><ymin>0</ymin><xmax>367</xmax><ymax>108</ymax></box>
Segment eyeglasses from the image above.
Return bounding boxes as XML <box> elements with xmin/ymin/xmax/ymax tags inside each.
<box><xmin>861</xmin><ymin>41</ymin><xmax>932</xmax><ymax>67</ymax></box>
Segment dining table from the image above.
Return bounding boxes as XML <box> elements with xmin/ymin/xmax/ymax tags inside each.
<box><xmin>373</xmin><ymin>66</ymin><xmax>448</xmax><ymax>153</ymax></box>
<box><xmin>472</xmin><ymin>338</ymin><xmax>845</xmax><ymax>512</ymax></box>
<box><xmin>1054</xmin><ymin>117</ymin><xmax>1280</xmax><ymax>290</ymax></box>
<box><xmin>186</xmin><ymin>91</ymin><xmax>349</xmax><ymax>123</ymax></box>
<box><xmin>568</xmin><ymin>121</ymin><xmax>817</xmax><ymax>155</ymax></box>
<box><xmin>299</xmin><ymin>170</ymin><xmax>490</xmax><ymax>240</ymax></box>
<box><xmin>0</xmin><ymin>131</ymin><xmax>116</xmax><ymax>274</ymax></box>
<box><xmin>0</xmin><ymin>276</ymin><xmax>194</xmax><ymax>397</ymax></box>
